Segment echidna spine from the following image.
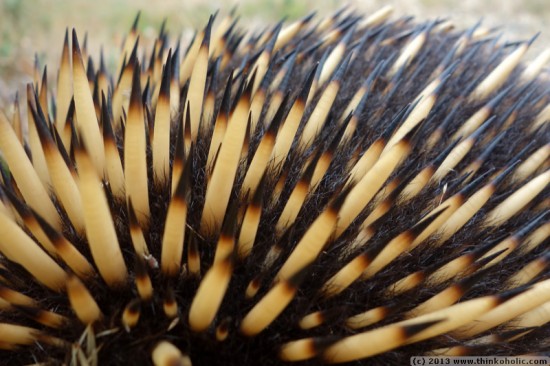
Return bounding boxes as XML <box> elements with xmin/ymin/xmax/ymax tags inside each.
<box><xmin>0</xmin><ymin>6</ymin><xmax>549</xmax><ymax>366</ymax></box>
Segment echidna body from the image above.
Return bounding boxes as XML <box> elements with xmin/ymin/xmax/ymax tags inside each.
<box><xmin>0</xmin><ymin>6</ymin><xmax>549</xmax><ymax>365</ymax></box>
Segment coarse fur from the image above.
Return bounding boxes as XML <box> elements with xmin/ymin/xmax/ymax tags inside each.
<box><xmin>0</xmin><ymin>7</ymin><xmax>549</xmax><ymax>366</ymax></box>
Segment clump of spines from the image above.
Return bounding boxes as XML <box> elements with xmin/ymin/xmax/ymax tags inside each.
<box><xmin>0</xmin><ymin>6</ymin><xmax>549</xmax><ymax>366</ymax></box>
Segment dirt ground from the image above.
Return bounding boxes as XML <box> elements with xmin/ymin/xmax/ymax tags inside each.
<box><xmin>0</xmin><ymin>0</ymin><xmax>548</xmax><ymax>107</ymax></box>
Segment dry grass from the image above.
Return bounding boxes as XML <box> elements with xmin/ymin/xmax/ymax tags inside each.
<box><xmin>0</xmin><ymin>0</ymin><xmax>548</xmax><ymax>106</ymax></box>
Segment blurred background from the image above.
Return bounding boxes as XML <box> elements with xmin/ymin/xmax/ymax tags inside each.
<box><xmin>0</xmin><ymin>0</ymin><xmax>549</xmax><ymax>106</ymax></box>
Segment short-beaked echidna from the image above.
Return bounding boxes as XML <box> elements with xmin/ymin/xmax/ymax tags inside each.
<box><xmin>0</xmin><ymin>6</ymin><xmax>549</xmax><ymax>366</ymax></box>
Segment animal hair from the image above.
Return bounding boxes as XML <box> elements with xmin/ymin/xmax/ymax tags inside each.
<box><xmin>0</xmin><ymin>6</ymin><xmax>549</xmax><ymax>366</ymax></box>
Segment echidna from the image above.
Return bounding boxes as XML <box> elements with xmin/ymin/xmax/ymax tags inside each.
<box><xmin>0</xmin><ymin>6</ymin><xmax>549</xmax><ymax>365</ymax></box>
